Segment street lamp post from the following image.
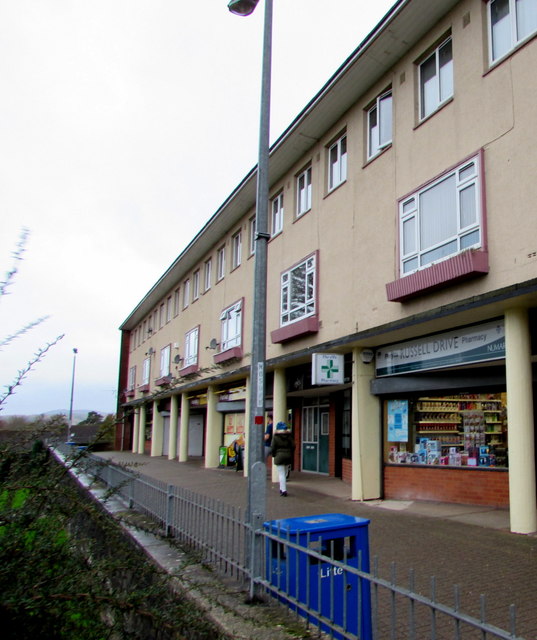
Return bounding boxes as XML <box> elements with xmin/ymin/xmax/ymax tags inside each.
<box><xmin>228</xmin><ymin>0</ymin><xmax>272</xmax><ymax>600</ymax></box>
<box><xmin>67</xmin><ymin>348</ymin><xmax>78</xmax><ymax>442</ymax></box>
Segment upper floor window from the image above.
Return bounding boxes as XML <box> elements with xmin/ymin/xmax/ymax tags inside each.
<box><xmin>173</xmin><ymin>288</ymin><xmax>180</xmax><ymax>317</ymax></box>
<box><xmin>296</xmin><ymin>167</ymin><xmax>312</xmax><ymax>217</ymax></box>
<box><xmin>249</xmin><ymin>215</ymin><xmax>256</xmax><ymax>255</ymax></box>
<box><xmin>328</xmin><ymin>134</ymin><xmax>347</xmax><ymax>191</ymax></box>
<box><xmin>166</xmin><ymin>296</ymin><xmax>172</xmax><ymax>323</ymax></box>
<box><xmin>232</xmin><ymin>231</ymin><xmax>242</xmax><ymax>269</ymax></box>
<box><xmin>204</xmin><ymin>258</ymin><xmax>212</xmax><ymax>292</ymax></box>
<box><xmin>159</xmin><ymin>303</ymin><xmax>165</xmax><ymax>329</ymax></box>
<box><xmin>217</xmin><ymin>245</ymin><xmax>226</xmax><ymax>281</ymax></box>
<box><xmin>419</xmin><ymin>37</ymin><xmax>453</xmax><ymax>120</ymax></box>
<box><xmin>220</xmin><ymin>301</ymin><xmax>242</xmax><ymax>351</ymax></box>
<box><xmin>399</xmin><ymin>154</ymin><xmax>482</xmax><ymax>275</ymax></box>
<box><xmin>160</xmin><ymin>344</ymin><xmax>171</xmax><ymax>378</ymax></box>
<box><xmin>184</xmin><ymin>326</ymin><xmax>199</xmax><ymax>367</ymax></box>
<box><xmin>127</xmin><ymin>366</ymin><xmax>136</xmax><ymax>391</ymax></box>
<box><xmin>192</xmin><ymin>270</ymin><xmax>200</xmax><ymax>300</ymax></box>
<box><xmin>142</xmin><ymin>357</ymin><xmax>151</xmax><ymax>386</ymax></box>
<box><xmin>368</xmin><ymin>90</ymin><xmax>392</xmax><ymax>159</ymax></box>
<box><xmin>280</xmin><ymin>254</ymin><xmax>316</xmax><ymax>326</ymax></box>
<box><xmin>183</xmin><ymin>279</ymin><xmax>190</xmax><ymax>308</ymax></box>
<box><xmin>271</xmin><ymin>193</ymin><xmax>284</xmax><ymax>236</ymax></box>
<box><xmin>488</xmin><ymin>0</ymin><xmax>537</xmax><ymax>62</ymax></box>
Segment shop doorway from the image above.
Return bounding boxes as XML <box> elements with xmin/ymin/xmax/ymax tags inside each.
<box><xmin>302</xmin><ymin>405</ymin><xmax>329</xmax><ymax>473</ymax></box>
<box><xmin>188</xmin><ymin>415</ymin><xmax>204</xmax><ymax>457</ymax></box>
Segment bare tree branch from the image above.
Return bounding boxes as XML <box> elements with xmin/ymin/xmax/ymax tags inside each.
<box><xmin>0</xmin><ymin>227</ymin><xmax>29</xmax><ymax>298</ymax></box>
<box><xmin>0</xmin><ymin>316</ymin><xmax>49</xmax><ymax>349</ymax></box>
<box><xmin>0</xmin><ymin>334</ymin><xmax>65</xmax><ymax>409</ymax></box>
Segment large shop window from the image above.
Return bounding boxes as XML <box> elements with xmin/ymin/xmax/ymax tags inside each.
<box><xmin>385</xmin><ymin>393</ymin><xmax>508</xmax><ymax>468</ymax></box>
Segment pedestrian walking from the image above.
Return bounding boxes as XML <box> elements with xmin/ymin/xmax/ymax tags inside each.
<box><xmin>271</xmin><ymin>422</ymin><xmax>294</xmax><ymax>497</ymax></box>
<box><xmin>264</xmin><ymin>414</ymin><xmax>273</xmax><ymax>459</ymax></box>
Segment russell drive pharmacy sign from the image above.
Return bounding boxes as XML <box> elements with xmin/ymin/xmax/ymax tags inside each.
<box><xmin>375</xmin><ymin>320</ymin><xmax>505</xmax><ymax>377</ymax></box>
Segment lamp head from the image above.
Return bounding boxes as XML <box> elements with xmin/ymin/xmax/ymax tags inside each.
<box><xmin>228</xmin><ymin>0</ymin><xmax>259</xmax><ymax>16</ymax></box>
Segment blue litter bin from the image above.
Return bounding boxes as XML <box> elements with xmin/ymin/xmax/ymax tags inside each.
<box><xmin>264</xmin><ymin>513</ymin><xmax>371</xmax><ymax>640</ymax></box>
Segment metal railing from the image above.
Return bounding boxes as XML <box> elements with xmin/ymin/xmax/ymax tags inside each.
<box><xmin>66</xmin><ymin>450</ymin><xmax>524</xmax><ymax>640</ymax></box>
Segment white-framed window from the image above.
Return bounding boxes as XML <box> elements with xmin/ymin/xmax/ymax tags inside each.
<box><xmin>166</xmin><ymin>296</ymin><xmax>172</xmax><ymax>323</ymax></box>
<box><xmin>142</xmin><ymin>357</ymin><xmax>150</xmax><ymax>386</ymax></box>
<box><xmin>296</xmin><ymin>166</ymin><xmax>312</xmax><ymax>217</ymax></box>
<box><xmin>249</xmin><ymin>215</ymin><xmax>256</xmax><ymax>255</ymax></box>
<box><xmin>368</xmin><ymin>90</ymin><xmax>393</xmax><ymax>159</ymax></box>
<box><xmin>173</xmin><ymin>288</ymin><xmax>180</xmax><ymax>316</ymax></box>
<box><xmin>128</xmin><ymin>366</ymin><xmax>136</xmax><ymax>391</ymax></box>
<box><xmin>232</xmin><ymin>231</ymin><xmax>242</xmax><ymax>269</ymax></box>
<box><xmin>142</xmin><ymin>320</ymin><xmax>147</xmax><ymax>342</ymax></box>
<box><xmin>192</xmin><ymin>270</ymin><xmax>200</xmax><ymax>300</ymax></box>
<box><xmin>328</xmin><ymin>134</ymin><xmax>347</xmax><ymax>191</ymax></box>
<box><xmin>488</xmin><ymin>0</ymin><xmax>537</xmax><ymax>62</ymax></box>
<box><xmin>271</xmin><ymin>192</ymin><xmax>284</xmax><ymax>236</ymax></box>
<box><xmin>419</xmin><ymin>37</ymin><xmax>453</xmax><ymax>120</ymax></box>
<box><xmin>204</xmin><ymin>258</ymin><xmax>212</xmax><ymax>292</ymax></box>
<box><xmin>217</xmin><ymin>245</ymin><xmax>225</xmax><ymax>281</ymax></box>
<box><xmin>399</xmin><ymin>154</ymin><xmax>482</xmax><ymax>275</ymax></box>
<box><xmin>220</xmin><ymin>300</ymin><xmax>242</xmax><ymax>351</ymax></box>
<box><xmin>160</xmin><ymin>344</ymin><xmax>171</xmax><ymax>378</ymax></box>
<box><xmin>159</xmin><ymin>303</ymin><xmax>165</xmax><ymax>329</ymax></box>
<box><xmin>184</xmin><ymin>326</ymin><xmax>199</xmax><ymax>367</ymax></box>
<box><xmin>183</xmin><ymin>279</ymin><xmax>190</xmax><ymax>308</ymax></box>
<box><xmin>280</xmin><ymin>254</ymin><xmax>316</xmax><ymax>326</ymax></box>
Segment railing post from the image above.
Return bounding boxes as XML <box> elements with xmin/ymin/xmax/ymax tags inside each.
<box><xmin>166</xmin><ymin>484</ymin><xmax>174</xmax><ymax>537</ymax></box>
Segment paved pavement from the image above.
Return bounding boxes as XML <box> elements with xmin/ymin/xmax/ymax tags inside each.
<box><xmin>97</xmin><ymin>451</ymin><xmax>537</xmax><ymax>639</ymax></box>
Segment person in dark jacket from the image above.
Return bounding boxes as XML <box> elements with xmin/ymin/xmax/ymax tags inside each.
<box><xmin>271</xmin><ymin>422</ymin><xmax>294</xmax><ymax>496</ymax></box>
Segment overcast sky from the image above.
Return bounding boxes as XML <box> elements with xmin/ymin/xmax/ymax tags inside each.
<box><xmin>0</xmin><ymin>0</ymin><xmax>395</xmax><ymax>417</ymax></box>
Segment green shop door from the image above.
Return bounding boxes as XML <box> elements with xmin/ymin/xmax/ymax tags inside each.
<box><xmin>301</xmin><ymin>406</ymin><xmax>329</xmax><ymax>474</ymax></box>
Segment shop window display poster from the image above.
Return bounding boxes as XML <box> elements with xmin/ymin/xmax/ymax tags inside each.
<box><xmin>387</xmin><ymin>400</ymin><xmax>409</xmax><ymax>442</ymax></box>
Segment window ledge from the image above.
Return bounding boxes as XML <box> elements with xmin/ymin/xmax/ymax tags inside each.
<box><xmin>386</xmin><ymin>250</ymin><xmax>489</xmax><ymax>302</ymax></box>
<box><xmin>271</xmin><ymin>316</ymin><xmax>319</xmax><ymax>344</ymax></box>
<box><xmin>179</xmin><ymin>364</ymin><xmax>199</xmax><ymax>377</ymax></box>
<box><xmin>214</xmin><ymin>347</ymin><xmax>243</xmax><ymax>364</ymax></box>
<box><xmin>138</xmin><ymin>384</ymin><xmax>150</xmax><ymax>393</ymax></box>
<box><xmin>155</xmin><ymin>376</ymin><xmax>172</xmax><ymax>387</ymax></box>
<box><xmin>125</xmin><ymin>390</ymin><xmax>135</xmax><ymax>399</ymax></box>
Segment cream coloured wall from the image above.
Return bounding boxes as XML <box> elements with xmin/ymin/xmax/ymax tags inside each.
<box><xmin>124</xmin><ymin>0</ymin><xmax>537</xmax><ymax>393</ymax></box>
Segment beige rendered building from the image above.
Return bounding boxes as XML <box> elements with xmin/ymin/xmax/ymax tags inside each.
<box><xmin>116</xmin><ymin>0</ymin><xmax>537</xmax><ymax>534</ymax></box>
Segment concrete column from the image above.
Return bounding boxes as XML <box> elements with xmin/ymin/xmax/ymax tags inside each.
<box><xmin>178</xmin><ymin>392</ymin><xmax>190</xmax><ymax>462</ymax></box>
<box><xmin>505</xmin><ymin>308</ymin><xmax>537</xmax><ymax>534</ymax></box>
<box><xmin>168</xmin><ymin>395</ymin><xmax>179</xmax><ymax>460</ymax></box>
<box><xmin>244</xmin><ymin>376</ymin><xmax>250</xmax><ymax>477</ymax></box>
<box><xmin>272</xmin><ymin>367</ymin><xmax>286</xmax><ymax>483</ymax></box>
<box><xmin>351</xmin><ymin>347</ymin><xmax>381</xmax><ymax>501</ymax></box>
<box><xmin>205</xmin><ymin>385</ymin><xmax>221</xmax><ymax>468</ymax></box>
<box><xmin>138</xmin><ymin>404</ymin><xmax>146</xmax><ymax>454</ymax></box>
<box><xmin>132</xmin><ymin>408</ymin><xmax>139</xmax><ymax>454</ymax></box>
<box><xmin>150</xmin><ymin>400</ymin><xmax>163</xmax><ymax>457</ymax></box>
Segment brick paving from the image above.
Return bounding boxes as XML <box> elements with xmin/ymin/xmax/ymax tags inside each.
<box><xmin>97</xmin><ymin>452</ymin><xmax>537</xmax><ymax>639</ymax></box>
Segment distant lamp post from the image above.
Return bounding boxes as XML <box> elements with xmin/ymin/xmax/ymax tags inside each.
<box><xmin>67</xmin><ymin>348</ymin><xmax>78</xmax><ymax>442</ymax></box>
<box><xmin>228</xmin><ymin>0</ymin><xmax>272</xmax><ymax>600</ymax></box>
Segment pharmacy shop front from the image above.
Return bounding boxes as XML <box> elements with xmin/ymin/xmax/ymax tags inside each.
<box><xmin>372</xmin><ymin>320</ymin><xmax>513</xmax><ymax>508</ymax></box>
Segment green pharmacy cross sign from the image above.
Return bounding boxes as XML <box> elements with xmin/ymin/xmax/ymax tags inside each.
<box><xmin>322</xmin><ymin>359</ymin><xmax>339</xmax><ymax>379</ymax></box>
<box><xmin>312</xmin><ymin>353</ymin><xmax>344</xmax><ymax>385</ymax></box>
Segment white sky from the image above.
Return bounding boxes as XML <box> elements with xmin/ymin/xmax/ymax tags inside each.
<box><xmin>0</xmin><ymin>0</ymin><xmax>395</xmax><ymax>417</ymax></box>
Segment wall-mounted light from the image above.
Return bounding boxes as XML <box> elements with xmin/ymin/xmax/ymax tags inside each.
<box><xmin>205</xmin><ymin>338</ymin><xmax>220</xmax><ymax>350</ymax></box>
<box><xmin>360</xmin><ymin>348</ymin><xmax>375</xmax><ymax>364</ymax></box>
